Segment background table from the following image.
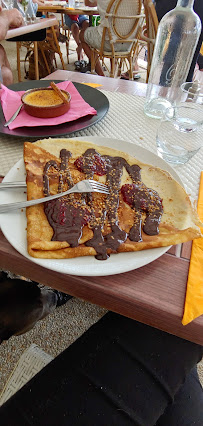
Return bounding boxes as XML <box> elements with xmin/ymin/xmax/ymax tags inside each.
<box><xmin>5</xmin><ymin>17</ymin><xmax>63</xmax><ymax>80</ymax></box>
<box><xmin>5</xmin><ymin>17</ymin><xmax>59</xmax><ymax>40</ymax></box>
<box><xmin>38</xmin><ymin>3</ymin><xmax>99</xmax><ymax>28</ymax></box>
<box><xmin>0</xmin><ymin>71</ymin><xmax>202</xmax><ymax>345</ymax></box>
<box><xmin>38</xmin><ymin>4</ymin><xmax>98</xmax><ymax>18</ymax></box>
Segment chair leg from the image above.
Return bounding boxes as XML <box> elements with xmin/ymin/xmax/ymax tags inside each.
<box><xmin>128</xmin><ymin>57</ymin><xmax>133</xmax><ymax>80</ymax></box>
<box><xmin>114</xmin><ymin>59</ymin><xmax>123</xmax><ymax>78</ymax></box>
<box><xmin>50</xmin><ymin>26</ymin><xmax>66</xmax><ymax>70</ymax></box>
<box><xmin>90</xmin><ymin>48</ymin><xmax>96</xmax><ymax>73</ymax></box>
<box><xmin>116</xmin><ymin>58</ymin><xmax>123</xmax><ymax>77</ymax></box>
<box><xmin>65</xmin><ymin>29</ymin><xmax>70</xmax><ymax>64</ymax></box>
<box><xmin>60</xmin><ymin>12</ymin><xmax>70</xmax><ymax>64</ymax></box>
<box><xmin>38</xmin><ymin>45</ymin><xmax>51</xmax><ymax>75</ymax></box>
<box><xmin>110</xmin><ymin>57</ymin><xmax>115</xmax><ymax>78</ymax></box>
<box><xmin>54</xmin><ymin>56</ymin><xmax>57</xmax><ymax>68</ymax></box>
<box><xmin>33</xmin><ymin>41</ymin><xmax>39</xmax><ymax>80</ymax></box>
<box><xmin>16</xmin><ymin>42</ymin><xmax>21</xmax><ymax>82</ymax></box>
<box><xmin>65</xmin><ymin>39</ymin><xmax>69</xmax><ymax>64</ymax></box>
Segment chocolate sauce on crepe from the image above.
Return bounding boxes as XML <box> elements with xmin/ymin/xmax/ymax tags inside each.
<box><xmin>43</xmin><ymin>149</ymin><xmax>163</xmax><ymax>260</ymax></box>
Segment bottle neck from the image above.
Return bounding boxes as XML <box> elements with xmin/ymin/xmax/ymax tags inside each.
<box><xmin>176</xmin><ymin>0</ymin><xmax>194</xmax><ymax>8</ymax></box>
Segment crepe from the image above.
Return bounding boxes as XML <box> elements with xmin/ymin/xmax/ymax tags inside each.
<box><xmin>24</xmin><ymin>138</ymin><xmax>202</xmax><ymax>260</ymax></box>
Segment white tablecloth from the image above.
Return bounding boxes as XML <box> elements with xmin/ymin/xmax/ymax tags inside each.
<box><xmin>0</xmin><ymin>91</ymin><xmax>202</xmax><ymax>199</ymax></box>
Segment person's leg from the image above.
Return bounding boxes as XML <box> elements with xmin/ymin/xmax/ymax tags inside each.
<box><xmin>78</xmin><ymin>15</ymin><xmax>89</xmax><ymax>31</ymax></box>
<box><xmin>64</xmin><ymin>15</ymin><xmax>81</xmax><ymax>60</ymax></box>
<box><xmin>156</xmin><ymin>367</ymin><xmax>203</xmax><ymax>426</ymax></box>
<box><xmin>80</xmin><ymin>26</ymin><xmax>105</xmax><ymax>75</ymax></box>
<box><xmin>0</xmin><ymin>44</ymin><xmax>13</xmax><ymax>86</ymax></box>
<box><xmin>76</xmin><ymin>16</ymin><xmax>89</xmax><ymax>61</ymax></box>
<box><xmin>64</xmin><ymin>15</ymin><xmax>87</xmax><ymax>61</ymax></box>
<box><xmin>0</xmin><ymin>312</ymin><xmax>202</xmax><ymax>426</ymax></box>
<box><xmin>71</xmin><ymin>22</ymin><xmax>82</xmax><ymax>60</ymax></box>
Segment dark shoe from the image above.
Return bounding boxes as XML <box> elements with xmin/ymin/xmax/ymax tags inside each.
<box><xmin>74</xmin><ymin>60</ymin><xmax>88</xmax><ymax>72</ymax></box>
<box><xmin>54</xmin><ymin>290</ymin><xmax>72</xmax><ymax>307</ymax></box>
<box><xmin>120</xmin><ymin>71</ymin><xmax>141</xmax><ymax>80</ymax></box>
<box><xmin>82</xmin><ymin>62</ymin><xmax>92</xmax><ymax>73</ymax></box>
<box><xmin>74</xmin><ymin>60</ymin><xmax>81</xmax><ymax>71</ymax></box>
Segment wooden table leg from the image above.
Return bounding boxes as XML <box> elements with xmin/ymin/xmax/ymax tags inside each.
<box><xmin>34</xmin><ymin>41</ymin><xmax>39</xmax><ymax>80</ymax></box>
<box><xmin>16</xmin><ymin>42</ymin><xmax>21</xmax><ymax>82</ymax></box>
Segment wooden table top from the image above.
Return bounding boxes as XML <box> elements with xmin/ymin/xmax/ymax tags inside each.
<box><xmin>38</xmin><ymin>4</ymin><xmax>98</xmax><ymax>16</ymax></box>
<box><xmin>5</xmin><ymin>17</ymin><xmax>59</xmax><ymax>40</ymax></box>
<box><xmin>43</xmin><ymin>69</ymin><xmax>148</xmax><ymax>96</ymax></box>
<box><xmin>0</xmin><ymin>70</ymin><xmax>202</xmax><ymax>345</ymax></box>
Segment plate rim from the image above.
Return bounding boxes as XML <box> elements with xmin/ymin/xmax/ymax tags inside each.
<box><xmin>0</xmin><ymin>136</ymin><xmax>183</xmax><ymax>277</ymax></box>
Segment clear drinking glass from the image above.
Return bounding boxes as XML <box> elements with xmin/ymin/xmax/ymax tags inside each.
<box><xmin>181</xmin><ymin>81</ymin><xmax>203</xmax><ymax>105</ymax></box>
<box><xmin>156</xmin><ymin>104</ymin><xmax>203</xmax><ymax>164</ymax></box>
<box><xmin>68</xmin><ymin>0</ymin><xmax>75</xmax><ymax>7</ymax></box>
<box><xmin>20</xmin><ymin>0</ymin><xmax>29</xmax><ymax>23</ymax></box>
<box><xmin>2</xmin><ymin>0</ymin><xmax>14</xmax><ymax>9</ymax></box>
<box><xmin>20</xmin><ymin>0</ymin><xmax>36</xmax><ymax>24</ymax></box>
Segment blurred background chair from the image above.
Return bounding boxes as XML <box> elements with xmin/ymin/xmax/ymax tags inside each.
<box><xmin>60</xmin><ymin>12</ymin><xmax>71</xmax><ymax>64</ymax></box>
<box><xmin>90</xmin><ymin>0</ymin><xmax>145</xmax><ymax>79</ymax></box>
<box><xmin>141</xmin><ymin>0</ymin><xmax>158</xmax><ymax>82</ymax></box>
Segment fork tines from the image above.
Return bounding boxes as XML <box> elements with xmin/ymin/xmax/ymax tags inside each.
<box><xmin>89</xmin><ymin>180</ymin><xmax>109</xmax><ymax>194</ymax></box>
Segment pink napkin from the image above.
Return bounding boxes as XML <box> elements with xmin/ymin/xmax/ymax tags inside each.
<box><xmin>0</xmin><ymin>81</ymin><xmax>97</xmax><ymax>130</ymax></box>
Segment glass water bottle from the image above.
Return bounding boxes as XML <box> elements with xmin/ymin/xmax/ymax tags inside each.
<box><xmin>144</xmin><ymin>0</ymin><xmax>201</xmax><ymax>119</ymax></box>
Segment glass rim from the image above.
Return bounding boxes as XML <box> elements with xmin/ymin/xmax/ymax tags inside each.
<box><xmin>163</xmin><ymin>103</ymin><xmax>203</xmax><ymax>121</ymax></box>
<box><xmin>165</xmin><ymin>103</ymin><xmax>202</xmax><ymax>113</ymax></box>
<box><xmin>180</xmin><ymin>81</ymin><xmax>203</xmax><ymax>97</ymax></box>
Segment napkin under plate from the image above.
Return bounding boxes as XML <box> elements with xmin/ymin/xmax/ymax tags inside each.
<box><xmin>0</xmin><ymin>81</ymin><xmax>97</xmax><ymax>130</ymax></box>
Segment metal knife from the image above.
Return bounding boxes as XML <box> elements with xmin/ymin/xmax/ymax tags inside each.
<box><xmin>4</xmin><ymin>104</ymin><xmax>23</xmax><ymax>127</ymax></box>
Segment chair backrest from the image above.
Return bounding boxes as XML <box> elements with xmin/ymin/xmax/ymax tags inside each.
<box><xmin>106</xmin><ymin>0</ymin><xmax>143</xmax><ymax>41</ymax></box>
<box><xmin>142</xmin><ymin>0</ymin><xmax>158</xmax><ymax>81</ymax></box>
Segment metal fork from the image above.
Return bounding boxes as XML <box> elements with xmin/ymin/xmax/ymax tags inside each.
<box><xmin>0</xmin><ymin>181</ymin><xmax>26</xmax><ymax>189</ymax></box>
<box><xmin>0</xmin><ymin>180</ymin><xmax>109</xmax><ymax>213</ymax></box>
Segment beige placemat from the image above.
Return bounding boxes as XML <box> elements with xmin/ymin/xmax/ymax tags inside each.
<box><xmin>0</xmin><ymin>136</ymin><xmax>24</xmax><ymax>177</ymax></box>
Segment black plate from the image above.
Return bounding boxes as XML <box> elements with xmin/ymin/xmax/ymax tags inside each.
<box><xmin>0</xmin><ymin>80</ymin><xmax>109</xmax><ymax>139</ymax></box>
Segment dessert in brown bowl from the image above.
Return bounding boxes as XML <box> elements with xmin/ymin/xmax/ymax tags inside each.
<box><xmin>21</xmin><ymin>88</ymin><xmax>71</xmax><ymax>118</ymax></box>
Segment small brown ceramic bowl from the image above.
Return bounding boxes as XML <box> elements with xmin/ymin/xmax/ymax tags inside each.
<box><xmin>21</xmin><ymin>87</ymin><xmax>71</xmax><ymax>118</ymax></box>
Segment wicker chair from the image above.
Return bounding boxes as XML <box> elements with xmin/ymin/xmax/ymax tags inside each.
<box><xmin>60</xmin><ymin>12</ymin><xmax>71</xmax><ymax>64</ymax></box>
<box><xmin>90</xmin><ymin>0</ymin><xmax>145</xmax><ymax>79</ymax></box>
<box><xmin>142</xmin><ymin>0</ymin><xmax>158</xmax><ymax>82</ymax></box>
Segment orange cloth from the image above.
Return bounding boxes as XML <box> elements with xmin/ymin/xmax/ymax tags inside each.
<box><xmin>82</xmin><ymin>83</ymin><xmax>103</xmax><ymax>88</ymax></box>
<box><xmin>182</xmin><ymin>172</ymin><xmax>203</xmax><ymax>325</ymax></box>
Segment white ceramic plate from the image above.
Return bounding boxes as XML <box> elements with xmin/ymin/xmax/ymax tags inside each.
<box><xmin>0</xmin><ymin>137</ymin><xmax>183</xmax><ymax>276</ymax></box>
